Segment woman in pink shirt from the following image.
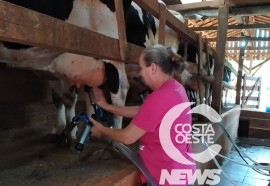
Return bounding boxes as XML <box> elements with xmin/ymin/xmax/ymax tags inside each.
<box><xmin>90</xmin><ymin>44</ymin><xmax>196</xmax><ymax>186</ymax></box>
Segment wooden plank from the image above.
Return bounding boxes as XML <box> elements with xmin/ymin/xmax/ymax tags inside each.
<box><xmin>242</xmin><ymin>96</ymin><xmax>259</xmax><ymax>101</ymax></box>
<box><xmin>133</xmin><ymin>0</ymin><xmax>195</xmax><ymax>45</ymax></box>
<box><xmin>158</xmin><ymin>2</ymin><xmax>166</xmax><ymax>45</ymax></box>
<box><xmin>243</xmin><ymin>105</ymin><xmax>258</xmax><ymax>109</ymax></box>
<box><xmin>0</xmin><ymin>1</ymin><xmax>142</xmax><ymax>64</ymax></box>
<box><xmin>165</xmin><ymin>8</ymin><xmax>198</xmax><ymax>46</ymax></box>
<box><xmin>250</xmin><ymin>119</ymin><xmax>270</xmax><ymax>129</ymax></box>
<box><xmin>198</xmin><ymin>33</ymin><xmax>204</xmax><ymax>75</ymax></box>
<box><xmin>197</xmin><ymin>33</ymin><xmax>204</xmax><ymax>104</ymax></box>
<box><xmin>225</xmin><ymin>0</ymin><xmax>270</xmax><ymax>6</ymax></box>
<box><xmin>205</xmin><ymin>41</ymin><xmax>211</xmax><ymax>105</ymax></box>
<box><xmin>163</xmin><ymin>0</ymin><xmax>182</xmax><ymax>5</ymax></box>
<box><xmin>206</xmin><ymin>37</ymin><xmax>270</xmax><ymax>42</ymax></box>
<box><xmin>225</xmin><ymin>46</ymin><xmax>270</xmax><ymax>50</ymax></box>
<box><xmin>243</xmin><ymin>86</ymin><xmax>260</xmax><ymax>91</ymax></box>
<box><xmin>252</xmin><ymin>58</ymin><xmax>270</xmax><ymax>70</ymax></box>
<box><xmin>170</xmin><ymin>0</ymin><xmax>270</xmax><ymax>11</ymax></box>
<box><xmin>243</xmin><ymin>77</ymin><xmax>261</xmax><ymax>106</ymax></box>
<box><xmin>241</xmin><ymin>110</ymin><xmax>270</xmax><ymax>120</ymax></box>
<box><xmin>248</xmin><ymin>128</ymin><xmax>270</xmax><ymax>139</ymax></box>
<box><xmin>239</xmin><ymin>73</ymin><xmax>246</xmax><ymax>107</ymax></box>
<box><xmin>167</xmin><ymin>0</ymin><xmax>224</xmax><ymax>11</ymax></box>
<box><xmin>211</xmin><ymin>6</ymin><xmax>229</xmax><ymax>113</ymax></box>
<box><xmin>257</xmin><ymin>77</ymin><xmax>262</xmax><ymax>110</ymax></box>
<box><xmin>244</xmin><ymin>76</ymin><xmax>260</xmax><ymax>81</ymax></box>
<box><xmin>115</xmin><ymin>0</ymin><xmax>128</xmax><ymax>61</ymax></box>
<box><xmin>133</xmin><ymin>0</ymin><xmax>160</xmax><ymax>18</ymax></box>
<box><xmin>222</xmin><ymin>81</ymin><xmax>236</xmax><ymax>90</ymax></box>
<box><xmin>134</xmin><ymin>0</ymin><xmax>217</xmax><ymax>57</ymax></box>
<box><xmin>191</xmin><ymin>23</ymin><xmax>270</xmax><ymax>31</ymax></box>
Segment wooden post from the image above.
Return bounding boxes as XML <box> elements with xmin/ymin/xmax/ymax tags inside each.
<box><xmin>241</xmin><ymin>74</ymin><xmax>246</xmax><ymax>107</ymax></box>
<box><xmin>158</xmin><ymin>2</ymin><xmax>166</xmax><ymax>45</ymax></box>
<box><xmin>115</xmin><ymin>0</ymin><xmax>128</xmax><ymax>61</ymax></box>
<box><xmin>183</xmin><ymin>19</ymin><xmax>189</xmax><ymax>61</ymax></box>
<box><xmin>211</xmin><ymin>6</ymin><xmax>229</xmax><ymax>113</ymax></box>
<box><xmin>235</xmin><ymin>46</ymin><xmax>246</xmax><ymax>105</ymax></box>
<box><xmin>205</xmin><ymin>41</ymin><xmax>211</xmax><ymax>105</ymax></box>
<box><xmin>197</xmin><ymin>33</ymin><xmax>205</xmax><ymax>104</ymax></box>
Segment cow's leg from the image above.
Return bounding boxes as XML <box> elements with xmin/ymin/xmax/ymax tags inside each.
<box><xmin>42</xmin><ymin>80</ymin><xmax>66</xmax><ymax>143</ymax></box>
<box><xmin>51</xmin><ymin>89</ymin><xmax>66</xmax><ymax>134</ymax></box>
<box><xmin>62</xmin><ymin>85</ymin><xmax>78</xmax><ymax>140</ymax></box>
<box><xmin>109</xmin><ymin>62</ymin><xmax>130</xmax><ymax>129</ymax></box>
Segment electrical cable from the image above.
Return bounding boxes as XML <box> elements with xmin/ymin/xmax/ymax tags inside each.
<box><xmin>112</xmin><ymin>142</ymin><xmax>158</xmax><ymax>186</ymax></box>
<box><xmin>203</xmin><ymin>140</ymin><xmax>240</xmax><ymax>186</ymax></box>
<box><xmin>215</xmin><ymin>121</ymin><xmax>270</xmax><ymax>176</ymax></box>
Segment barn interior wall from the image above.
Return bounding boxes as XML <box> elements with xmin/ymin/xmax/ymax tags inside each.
<box><xmin>0</xmin><ymin>64</ymin><xmax>87</xmax><ymax>172</ymax></box>
<box><xmin>0</xmin><ymin>64</ymin><xmax>85</xmax><ymax>130</ymax></box>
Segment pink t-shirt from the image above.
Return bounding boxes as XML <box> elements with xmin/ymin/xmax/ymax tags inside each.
<box><xmin>132</xmin><ymin>79</ymin><xmax>196</xmax><ymax>186</ymax></box>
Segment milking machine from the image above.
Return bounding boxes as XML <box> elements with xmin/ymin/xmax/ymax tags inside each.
<box><xmin>72</xmin><ymin>113</ymin><xmax>95</xmax><ymax>152</ymax></box>
<box><xmin>59</xmin><ymin>112</ymin><xmax>95</xmax><ymax>152</ymax></box>
<box><xmin>62</xmin><ymin>88</ymin><xmax>157</xmax><ymax>186</ymax></box>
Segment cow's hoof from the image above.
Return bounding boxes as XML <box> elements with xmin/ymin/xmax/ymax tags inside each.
<box><xmin>42</xmin><ymin>133</ymin><xmax>60</xmax><ymax>143</ymax></box>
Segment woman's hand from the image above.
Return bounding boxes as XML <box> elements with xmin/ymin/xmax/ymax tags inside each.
<box><xmin>89</xmin><ymin>117</ymin><xmax>104</xmax><ymax>138</ymax></box>
<box><xmin>92</xmin><ymin>87</ymin><xmax>108</xmax><ymax>108</ymax></box>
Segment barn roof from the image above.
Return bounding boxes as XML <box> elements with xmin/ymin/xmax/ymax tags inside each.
<box><xmin>165</xmin><ymin>0</ymin><xmax>270</xmax><ymax>69</ymax></box>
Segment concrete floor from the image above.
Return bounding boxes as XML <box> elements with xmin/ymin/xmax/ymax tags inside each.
<box><xmin>218</xmin><ymin>138</ymin><xmax>270</xmax><ymax>186</ymax></box>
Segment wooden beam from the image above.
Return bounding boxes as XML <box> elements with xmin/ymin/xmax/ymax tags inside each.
<box><xmin>189</xmin><ymin>20</ymin><xmax>212</xmax><ymax>39</ymax></box>
<box><xmin>162</xmin><ymin>0</ymin><xmax>182</xmax><ymax>6</ymax></box>
<box><xmin>226</xmin><ymin>54</ymin><xmax>238</xmax><ymax>62</ymax></box>
<box><xmin>180</xmin><ymin>5</ymin><xmax>270</xmax><ymax>19</ymax></box>
<box><xmin>167</xmin><ymin>0</ymin><xmax>224</xmax><ymax>11</ymax></box>
<box><xmin>158</xmin><ymin>2</ymin><xmax>166</xmax><ymax>45</ymax></box>
<box><xmin>197</xmin><ymin>33</ymin><xmax>204</xmax><ymax>104</ymax></box>
<box><xmin>225</xmin><ymin>46</ymin><xmax>270</xmax><ymax>50</ymax></box>
<box><xmin>243</xmin><ymin>77</ymin><xmax>261</xmax><ymax>106</ymax></box>
<box><xmin>252</xmin><ymin>58</ymin><xmax>270</xmax><ymax>70</ymax></box>
<box><xmin>211</xmin><ymin>6</ymin><xmax>229</xmax><ymax>113</ymax></box>
<box><xmin>241</xmin><ymin>110</ymin><xmax>270</xmax><ymax>120</ymax></box>
<box><xmin>115</xmin><ymin>0</ymin><xmax>128</xmax><ymax>61</ymax></box>
<box><xmin>222</xmin><ymin>81</ymin><xmax>236</xmax><ymax>90</ymax></box>
<box><xmin>225</xmin><ymin>0</ymin><xmax>270</xmax><ymax>6</ymax></box>
<box><xmin>206</xmin><ymin>37</ymin><xmax>270</xmax><ymax>42</ymax></box>
<box><xmin>226</xmin><ymin>52</ymin><xmax>270</xmax><ymax>59</ymax></box>
<box><xmin>169</xmin><ymin>0</ymin><xmax>270</xmax><ymax>11</ymax></box>
<box><xmin>235</xmin><ymin>47</ymin><xmax>246</xmax><ymax>105</ymax></box>
<box><xmin>134</xmin><ymin>0</ymin><xmax>216</xmax><ymax>57</ymax></box>
<box><xmin>134</xmin><ymin>0</ymin><xmax>196</xmax><ymax>45</ymax></box>
<box><xmin>0</xmin><ymin>0</ymin><xmax>141</xmax><ymax>64</ymax></box>
<box><xmin>241</xmin><ymin>51</ymin><xmax>270</xmax><ymax>55</ymax></box>
<box><xmin>191</xmin><ymin>23</ymin><xmax>270</xmax><ymax>31</ymax></box>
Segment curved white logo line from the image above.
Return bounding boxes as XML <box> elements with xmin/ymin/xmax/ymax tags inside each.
<box><xmin>159</xmin><ymin>102</ymin><xmax>222</xmax><ymax>165</ymax></box>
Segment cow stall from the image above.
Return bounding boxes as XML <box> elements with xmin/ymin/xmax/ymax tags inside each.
<box><xmin>0</xmin><ymin>0</ymin><xmax>241</xmax><ymax>185</ymax></box>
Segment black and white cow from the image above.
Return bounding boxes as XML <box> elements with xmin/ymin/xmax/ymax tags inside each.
<box><xmin>124</xmin><ymin>2</ymin><xmax>192</xmax><ymax>105</ymax></box>
<box><xmin>0</xmin><ymin>0</ymin><xmax>133</xmax><ymax>140</ymax></box>
<box><xmin>0</xmin><ymin>0</ymin><xmax>189</xmax><ymax>141</ymax></box>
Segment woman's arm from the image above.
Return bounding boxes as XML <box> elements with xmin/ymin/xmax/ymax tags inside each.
<box><xmin>103</xmin><ymin>104</ymin><xmax>140</xmax><ymax>119</ymax></box>
<box><xmin>90</xmin><ymin>117</ymin><xmax>145</xmax><ymax>145</ymax></box>
<box><xmin>92</xmin><ymin>87</ymin><xmax>140</xmax><ymax>118</ymax></box>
